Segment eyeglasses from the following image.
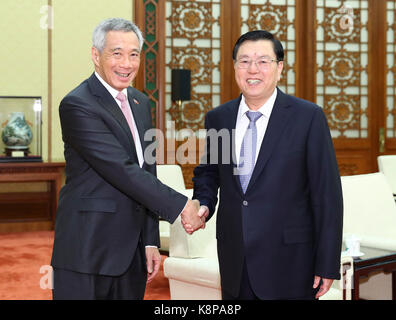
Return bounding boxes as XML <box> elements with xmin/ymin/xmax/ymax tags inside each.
<box><xmin>235</xmin><ymin>57</ymin><xmax>279</xmax><ymax>70</ymax></box>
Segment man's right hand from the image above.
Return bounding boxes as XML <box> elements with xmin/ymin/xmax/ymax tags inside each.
<box><xmin>180</xmin><ymin>199</ymin><xmax>203</xmax><ymax>234</ymax></box>
<box><xmin>181</xmin><ymin>203</ymin><xmax>209</xmax><ymax>235</ymax></box>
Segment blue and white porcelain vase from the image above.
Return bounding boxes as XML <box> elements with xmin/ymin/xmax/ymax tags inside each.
<box><xmin>1</xmin><ymin>112</ymin><xmax>33</xmax><ymax>149</ymax></box>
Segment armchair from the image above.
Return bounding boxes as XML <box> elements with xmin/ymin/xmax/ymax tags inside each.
<box><xmin>156</xmin><ymin>165</ymin><xmax>187</xmax><ymax>253</ymax></box>
<box><xmin>378</xmin><ymin>155</ymin><xmax>396</xmax><ymax>197</ymax></box>
<box><xmin>320</xmin><ymin>255</ymin><xmax>354</xmax><ymax>300</ymax></box>
<box><xmin>340</xmin><ymin>172</ymin><xmax>396</xmax><ymax>299</ymax></box>
<box><xmin>341</xmin><ymin>172</ymin><xmax>396</xmax><ymax>251</ymax></box>
<box><xmin>156</xmin><ymin>164</ymin><xmax>221</xmax><ymax>299</ymax></box>
<box><xmin>163</xmin><ymin>188</ymin><xmax>221</xmax><ymax>300</ymax></box>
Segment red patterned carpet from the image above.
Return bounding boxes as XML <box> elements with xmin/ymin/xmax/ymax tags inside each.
<box><xmin>0</xmin><ymin>231</ymin><xmax>170</xmax><ymax>300</ymax></box>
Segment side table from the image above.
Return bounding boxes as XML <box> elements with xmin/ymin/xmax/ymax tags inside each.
<box><xmin>0</xmin><ymin>162</ymin><xmax>65</xmax><ymax>233</ymax></box>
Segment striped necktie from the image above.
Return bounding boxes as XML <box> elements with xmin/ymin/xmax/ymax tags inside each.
<box><xmin>116</xmin><ymin>91</ymin><xmax>136</xmax><ymax>142</ymax></box>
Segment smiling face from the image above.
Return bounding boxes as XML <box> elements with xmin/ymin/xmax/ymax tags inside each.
<box><xmin>234</xmin><ymin>39</ymin><xmax>283</xmax><ymax>110</ymax></box>
<box><xmin>91</xmin><ymin>30</ymin><xmax>140</xmax><ymax>91</ymax></box>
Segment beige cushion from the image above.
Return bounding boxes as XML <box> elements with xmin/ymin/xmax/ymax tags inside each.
<box><xmin>164</xmin><ymin>257</ymin><xmax>220</xmax><ymax>289</ymax></box>
<box><xmin>156</xmin><ymin>164</ymin><xmax>186</xmax><ymax>190</ymax></box>
<box><xmin>378</xmin><ymin>155</ymin><xmax>396</xmax><ymax>195</ymax></box>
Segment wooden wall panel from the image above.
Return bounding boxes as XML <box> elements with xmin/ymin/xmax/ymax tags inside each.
<box><xmin>135</xmin><ymin>0</ymin><xmax>394</xmax><ymax>185</ymax></box>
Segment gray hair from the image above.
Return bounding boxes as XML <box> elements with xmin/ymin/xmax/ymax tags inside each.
<box><xmin>92</xmin><ymin>18</ymin><xmax>144</xmax><ymax>52</ymax></box>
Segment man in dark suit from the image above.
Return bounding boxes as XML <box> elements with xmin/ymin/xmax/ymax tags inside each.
<box><xmin>51</xmin><ymin>18</ymin><xmax>202</xmax><ymax>300</ymax></box>
<box><xmin>191</xmin><ymin>30</ymin><xmax>343</xmax><ymax>300</ymax></box>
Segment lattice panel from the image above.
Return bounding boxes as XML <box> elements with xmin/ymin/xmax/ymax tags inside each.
<box><xmin>316</xmin><ymin>0</ymin><xmax>369</xmax><ymax>139</ymax></box>
<box><xmin>165</xmin><ymin>0</ymin><xmax>221</xmax><ymax>134</ymax></box>
<box><xmin>240</xmin><ymin>0</ymin><xmax>296</xmax><ymax>95</ymax></box>
<box><xmin>142</xmin><ymin>0</ymin><xmax>160</xmax><ymax>126</ymax></box>
<box><xmin>387</xmin><ymin>0</ymin><xmax>396</xmax><ymax>138</ymax></box>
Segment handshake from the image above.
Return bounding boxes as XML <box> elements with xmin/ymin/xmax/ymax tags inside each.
<box><xmin>180</xmin><ymin>199</ymin><xmax>209</xmax><ymax>235</ymax></box>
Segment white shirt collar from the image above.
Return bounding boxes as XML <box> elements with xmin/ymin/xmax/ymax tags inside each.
<box><xmin>239</xmin><ymin>87</ymin><xmax>278</xmax><ymax>120</ymax></box>
<box><xmin>95</xmin><ymin>71</ymin><xmax>128</xmax><ymax>101</ymax></box>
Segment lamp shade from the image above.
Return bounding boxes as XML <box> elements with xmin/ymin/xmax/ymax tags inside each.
<box><xmin>171</xmin><ymin>69</ymin><xmax>191</xmax><ymax>101</ymax></box>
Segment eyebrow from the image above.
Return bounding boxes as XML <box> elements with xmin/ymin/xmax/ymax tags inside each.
<box><xmin>110</xmin><ymin>47</ymin><xmax>140</xmax><ymax>53</ymax></box>
<box><xmin>237</xmin><ymin>54</ymin><xmax>273</xmax><ymax>59</ymax></box>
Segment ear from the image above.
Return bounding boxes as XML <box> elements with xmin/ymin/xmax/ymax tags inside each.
<box><xmin>277</xmin><ymin>60</ymin><xmax>284</xmax><ymax>81</ymax></box>
<box><xmin>91</xmin><ymin>47</ymin><xmax>100</xmax><ymax>67</ymax></box>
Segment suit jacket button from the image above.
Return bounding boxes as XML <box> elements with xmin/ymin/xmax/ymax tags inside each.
<box><xmin>243</xmin><ymin>200</ymin><xmax>248</xmax><ymax>206</ymax></box>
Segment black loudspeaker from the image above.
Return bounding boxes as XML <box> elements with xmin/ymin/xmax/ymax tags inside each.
<box><xmin>171</xmin><ymin>69</ymin><xmax>191</xmax><ymax>101</ymax></box>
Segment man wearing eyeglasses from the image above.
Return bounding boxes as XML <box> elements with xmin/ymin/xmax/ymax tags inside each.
<box><xmin>191</xmin><ymin>30</ymin><xmax>343</xmax><ymax>300</ymax></box>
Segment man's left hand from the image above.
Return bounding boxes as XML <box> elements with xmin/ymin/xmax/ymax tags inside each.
<box><xmin>146</xmin><ymin>247</ymin><xmax>161</xmax><ymax>283</ymax></box>
<box><xmin>313</xmin><ymin>276</ymin><xmax>334</xmax><ymax>299</ymax></box>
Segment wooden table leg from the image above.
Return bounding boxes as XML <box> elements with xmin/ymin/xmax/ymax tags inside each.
<box><xmin>352</xmin><ymin>274</ymin><xmax>360</xmax><ymax>300</ymax></box>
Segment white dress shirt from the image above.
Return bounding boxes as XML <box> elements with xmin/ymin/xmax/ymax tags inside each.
<box><xmin>95</xmin><ymin>72</ymin><xmax>144</xmax><ymax>167</ymax></box>
<box><xmin>235</xmin><ymin>88</ymin><xmax>278</xmax><ymax>166</ymax></box>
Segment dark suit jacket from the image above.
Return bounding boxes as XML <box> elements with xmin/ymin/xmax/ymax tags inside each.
<box><xmin>193</xmin><ymin>88</ymin><xmax>343</xmax><ymax>299</ymax></box>
<box><xmin>51</xmin><ymin>73</ymin><xmax>187</xmax><ymax>276</ymax></box>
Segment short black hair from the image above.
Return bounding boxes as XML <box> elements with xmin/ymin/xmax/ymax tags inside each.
<box><xmin>232</xmin><ymin>30</ymin><xmax>284</xmax><ymax>62</ymax></box>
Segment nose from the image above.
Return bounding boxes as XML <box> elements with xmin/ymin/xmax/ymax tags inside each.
<box><xmin>119</xmin><ymin>55</ymin><xmax>133</xmax><ymax>69</ymax></box>
<box><xmin>247</xmin><ymin>60</ymin><xmax>259</xmax><ymax>72</ymax></box>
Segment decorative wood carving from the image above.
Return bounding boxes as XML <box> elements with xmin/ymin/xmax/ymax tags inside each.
<box><xmin>135</xmin><ymin>0</ymin><xmax>394</xmax><ymax>182</ymax></box>
<box><xmin>241</xmin><ymin>0</ymin><xmax>296</xmax><ymax>95</ymax></box>
<box><xmin>135</xmin><ymin>0</ymin><xmax>165</xmax><ymax>130</ymax></box>
<box><xmin>166</xmin><ymin>0</ymin><xmax>221</xmax><ymax>131</ymax></box>
<box><xmin>316</xmin><ymin>0</ymin><xmax>369</xmax><ymax>139</ymax></box>
<box><xmin>386</xmin><ymin>0</ymin><xmax>396</xmax><ymax>139</ymax></box>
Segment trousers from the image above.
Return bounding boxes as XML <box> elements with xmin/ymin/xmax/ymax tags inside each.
<box><xmin>52</xmin><ymin>244</ymin><xmax>146</xmax><ymax>300</ymax></box>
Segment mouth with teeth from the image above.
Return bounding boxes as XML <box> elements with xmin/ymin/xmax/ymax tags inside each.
<box><xmin>247</xmin><ymin>79</ymin><xmax>262</xmax><ymax>85</ymax></box>
<box><xmin>115</xmin><ymin>71</ymin><xmax>131</xmax><ymax>78</ymax></box>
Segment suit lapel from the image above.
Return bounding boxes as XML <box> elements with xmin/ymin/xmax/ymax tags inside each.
<box><xmin>223</xmin><ymin>97</ymin><xmax>245</xmax><ymax>195</ymax></box>
<box><xmin>245</xmin><ymin>88</ymin><xmax>292</xmax><ymax>193</ymax></box>
<box><xmin>87</xmin><ymin>74</ymin><xmax>139</xmax><ymax>160</ymax></box>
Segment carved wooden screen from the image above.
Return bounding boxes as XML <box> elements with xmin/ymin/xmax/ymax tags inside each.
<box><xmin>386</xmin><ymin>0</ymin><xmax>396</xmax><ymax>151</ymax></box>
<box><xmin>134</xmin><ymin>0</ymin><xmax>165</xmax><ymax>131</ymax></box>
<box><xmin>240</xmin><ymin>0</ymin><xmax>296</xmax><ymax>95</ymax></box>
<box><xmin>316</xmin><ymin>0</ymin><xmax>373</xmax><ymax>175</ymax></box>
<box><xmin>165</xmin><ymin>0</ymin><xmax>221</xmax><ymax>134</ymax></box>
<box><xmin>387</xmin><ymin>0</ymin><xmax>395</xmax><ymax>139</ymax></box>
<box><xmin>316</xmin><ymin>0</ymin><xmax>369</xmax><ymax>139</ymax></box>
<box><xmin>135</xmin><ymin>0</ymin><xmax>394</xmax><ymax>184</ymax></box>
